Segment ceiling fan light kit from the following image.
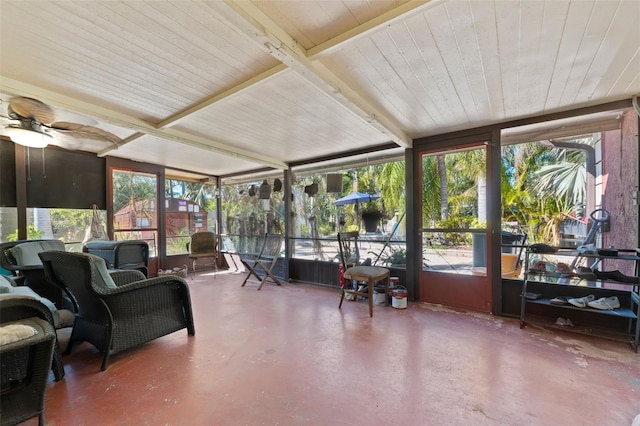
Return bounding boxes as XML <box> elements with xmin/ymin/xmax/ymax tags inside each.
<box><xmin>5</xmin><ymin>127</ymin><xmax>52</xmax><ymax>148</ymax></box>
<box><xmin>2</xmin><ymin>96</ymin><xmax>121</xmax><ymax>149</ymax></box>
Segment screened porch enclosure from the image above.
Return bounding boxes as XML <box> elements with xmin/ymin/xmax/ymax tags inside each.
<box><xmin>0</xmin><ymin>102</ymin><xmax>638</xmax><ymax>317</ymax></box>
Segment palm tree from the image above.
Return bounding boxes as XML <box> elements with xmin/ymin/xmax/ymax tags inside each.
<box><xmin>501</xmin><ymin>137</ymin><xmax>593</xmax><ymax>244</ymax></box>
<box><xmin>533</xmin><ymin>139</ymin><xmax>590</xmax><ymax>208</ymax></box>
<box><xmin>379</xmin><ymin>161</ymin><xmax>405</xmax><ymax>216</ymax></box>
<box><xmin>420</xmin><ymin>156</ymin><xmax>441</xmax><ymax>226</ymax></box>
<box><xmin>179</xmin><ymin>181</ymin><xmax>217</xmax><ymax>212</ymax></box>
<box><xmin>449</xmin><ymin>149</ymin><xmax>485</xmax><ymax>225</ymax></box>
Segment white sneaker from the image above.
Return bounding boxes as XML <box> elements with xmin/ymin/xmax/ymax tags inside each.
<box><xmin>554</xmin><ymin>317</ymin><xmax>574</xmax><ymax>327</ymax></box>
<box><xmin>587</xmin><ymin>296</ymin><xmax>621</xmax><ymax>310</ymax></box>
<box><xmin>568</xmin><ymin>294</ymin><xmax>595</xmax><ymax>308</ymax></box>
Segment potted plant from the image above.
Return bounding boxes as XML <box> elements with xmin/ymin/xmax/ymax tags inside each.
<box><xmin>385</xmin><ymin>247</ymin><xmax>407</xmax><ymax>267</ymax></box>
<box><xmin>360</xmin><ymin>203</ymin><xmax>384</xmax><ymax>233</ymax></box>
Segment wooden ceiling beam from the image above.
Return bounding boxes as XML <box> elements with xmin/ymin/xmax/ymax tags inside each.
<box><xmin>307</xmin><ymin>0</ymin><xmax>439</xmax><ymax>59</ymax></box>
<box><xmin>98</xmin><ymin>1</ymin><xmax>433</xmax><ymax>154</ymax></box>
<box><xmin>154</xmin><ymin>1</ymin><xmax>436</xmax><ymax>136</ymax></box>
<box><xmin>155</xmin><ymin>64</ymin><xmax>288</xmax><ymax>129</ymax></box>
<box><xmin>0</xmin><ymin>77</ymin><xmax>288</xmax><ymax>169</ymax></box>
<box><xmin>212</xmin><ymin>1</ymin><xmax>413</xmax><ymax>148</ymax></box>
<box><xmin>3</xmin><ymin>1</ymin><xmax>433</xmax><ymax>165</ymax></box>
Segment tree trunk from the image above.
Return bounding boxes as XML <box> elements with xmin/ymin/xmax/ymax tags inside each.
<box><xmin>34</xmin><ymin>208</ymin><xmax>54</xmax><ymax>239</ymax></box>
<box><xmin>437</xmin><ymin>155</ymin><xmax>448</xmax><ymax>220</ymax></box>
<box><xmin>477</xmin><ymin>174</ymin><xmax>486</xmax><ymax>223</ymax></box>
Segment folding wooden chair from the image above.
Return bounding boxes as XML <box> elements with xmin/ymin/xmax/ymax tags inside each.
<box><xmin>241</xmin><ymin>233</ymin><xmax>283</xmax><ymax>290</ymax></box>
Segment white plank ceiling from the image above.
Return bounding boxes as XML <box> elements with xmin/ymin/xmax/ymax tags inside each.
<box><xmin>1</xmin><ymin>0</ymin><xmax>638</xmax><ymax>177</ymax></box>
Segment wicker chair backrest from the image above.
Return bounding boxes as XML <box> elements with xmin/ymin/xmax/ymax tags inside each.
<box><xmin>188</xmin><ymin>232</ymin><xmax>218</xmax><ymax>255</ymax></box>
<box><xmin>38</xmin><ymin>251</ymin><xmax>108</xmax><ymax>323</ymax></box>
<box><xmin>0</xmin><ymin>239</ymin><xmax>61</xmax><ymax>274</ymax></box>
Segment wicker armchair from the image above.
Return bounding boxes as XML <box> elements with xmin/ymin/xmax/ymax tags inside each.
<box><xmin>0</xmin><ymin>297</ymin><xmax>65</xmax><ymax>381</ymax></box>
<box><xmin>0</xmin><ymin>239</ymin><xmax>68</xmax><ymax>308</ymax></box>
<box><xmin>0</xmin><ymin>314</ymin><xmax>56</xmax><ymax>426</ymax></box>
<box><xmin>39</xmin><ymin>251</ymin><xmax>195</xmax><ymax>371</ymax></box>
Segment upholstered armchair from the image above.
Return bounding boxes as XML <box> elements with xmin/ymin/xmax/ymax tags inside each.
<box><xmin>39</xmin><ymin>251</ymin><xmax>195</xmax><ymax>371</ymax></box>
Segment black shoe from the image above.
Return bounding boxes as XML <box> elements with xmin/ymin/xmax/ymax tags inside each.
<box><xmin>576</xmin><ymin>266</ymin><xmax>597</xmax><ymax>280</ymax></box>
<box><xmin>594</xmin><ymin>269</ymin><xmax>639</xmax><ymax>284</ymax></box>
<box><xmin>529</xmin><ymin>243</ymin><xmax>557</xmax><ymax>254</ymax></box>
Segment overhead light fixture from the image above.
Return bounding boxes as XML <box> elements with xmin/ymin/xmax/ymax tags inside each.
<box><xmin>4</xmin><ymin>127</ymin><xmax>53</xmax><ymax>148</ymax></box>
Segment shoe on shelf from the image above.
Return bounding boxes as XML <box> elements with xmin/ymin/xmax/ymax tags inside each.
<box><xmin>529</xmin><ymin>243</ymin><xmax>557</xmax><ymax>254</ymax></box>
<box><xmin>576</xmin><ymin>266</ymin><xmax>597</xmax><ymax>280</ymax></box>
<box><xmin>521</xmin><ymin>292</ymin><xmax>541</xmax><ymax>300</ymax></box>
<box><xmin>568</xmin><ymin>294</ymin><xmax>595</xmax><ymax>308</ymax></box>
<box><xmin>550</xmin><ymin>296</ymin><xmax>570</xmax><ymax>305</ymax></box>
<box><xmin>554</xmin><ymin>317</ymin><xmax>574</xmax><ymax>326</ymax></box>
<box><xmin>593</xmin><ymin>269</ymin><xmax>639</xmax><ymax>284</ymax></box>
<box><xmin>587</xmin><ymin>296</ymin><xmax>621</xmax><ymax>310</ymax></box>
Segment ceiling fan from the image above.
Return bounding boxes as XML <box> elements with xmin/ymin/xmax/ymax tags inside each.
<box><xmin>2</xmin><ymin>96</ymin><xmax>121</xmax><ymax>149</ymax></box>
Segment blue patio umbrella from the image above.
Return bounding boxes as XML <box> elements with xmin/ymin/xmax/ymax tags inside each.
<box><xmin>333</xmin><ymin>192</ymin><xmax>382</xmax><ymax>232</ymax></box>
<box><xmin>332</xmin><ymin>192</ymin><xmax>381</xmax><ymax>206</ymax></box>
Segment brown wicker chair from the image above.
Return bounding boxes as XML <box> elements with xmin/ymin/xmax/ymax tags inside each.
<box><xmin>0</xmin><ymin>313</ymin><xmax>56</xmax><ymax>426</ymax></box>
<box><xmin>186</xmin><ymin>231</ymin><xmax>219</xmax><ymax>278</ymax></box>
<box><xmin>39</xmin><ymin>251</ymin><xmax>195</xmax><ymax>371</ymax></box>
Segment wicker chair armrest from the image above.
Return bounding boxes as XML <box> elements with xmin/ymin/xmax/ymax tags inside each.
<box><xmin>10</xmin><ymin>265</ymin><xmax>44</xmax><ymax>273</ymax></box>
<box><xmin>109</xmin><ymin>269</ymin><xmax>146</xmax><ymax>286</ymax></box>
<box><xmin>0</xmin><ymin>298</ymin><xmax>55</xmax><ymax>325</ymax></box>
<box><xmin>99</xmin><ymin>275</ymin><xmax>186</xmax><ymax>292</ymax></box>
<box><xmin>95</xmin><ymin>276</ymin><xmax>192</xmax><ymax>319</ymax></box>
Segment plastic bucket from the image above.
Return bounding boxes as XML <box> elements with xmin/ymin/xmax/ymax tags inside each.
<box><xmin>389</xmin><ymin>277</ymin><xmax>400</xmax><ymax>288</ymax></box>
<box><xmin>391</xmin><ymin>286</ymin><xmax>407</xmax><ymax>309</ymax></box>
<box><xmin>501</xmin><ymin>253</ymin><xmax>519</xmax><ymax>278</ymax></box>
<box><xmin>373</xmin><ymin>288</ymin><xmax>386</xmax><ymax>305</ymax></box>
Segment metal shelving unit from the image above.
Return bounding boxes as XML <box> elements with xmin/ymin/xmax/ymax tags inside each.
<box><xmin>520</xmin><ymin>248</ymin><xmax>640</xmax><ymax>352</ymax></box>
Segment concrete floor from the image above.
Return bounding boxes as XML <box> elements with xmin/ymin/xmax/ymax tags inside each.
<box><xmin>33</xmin><ymin>271</ymin><xmax>640</xmax><ymax>425</ymax></box>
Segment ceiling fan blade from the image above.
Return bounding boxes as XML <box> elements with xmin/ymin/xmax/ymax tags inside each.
<box><xmin>9</xmin><ymin>97</ymin><xmax>55</xmax><ymax>124</ymax></box>
<box><xmin>50</xmin><ymin>122</ymin><xmax>121</xmax><ymax>145</ymax></box>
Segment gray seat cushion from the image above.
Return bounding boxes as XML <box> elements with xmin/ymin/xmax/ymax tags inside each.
<box><xmin>11</xmin><ymin>240</ymin><xmax>66</xmax><ymax>267</ymax></box>
<box><xmin>0</xmin><ymin>276</ymin><xmax>15</xmax><ymax>294</ymax></box>
<box><xmin>86</xmin><ymin>254</ymin><xmax>118</xmax><ymax>289</ymax></box>
<box><xmin>0</xmin><ymin>275</ymin><xmax>73</xmax><ymax>328</ymax></box>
